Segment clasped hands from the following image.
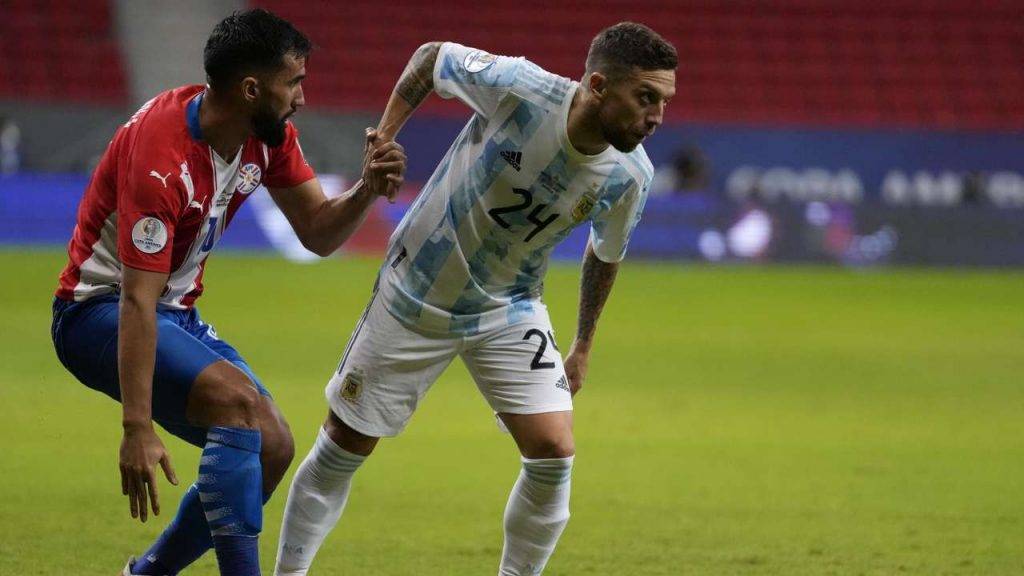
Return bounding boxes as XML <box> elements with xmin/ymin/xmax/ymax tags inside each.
<box><xmin>361</xmin><ymin>127</ymin><xmax>406</xmax><ymax>202</ymax></box>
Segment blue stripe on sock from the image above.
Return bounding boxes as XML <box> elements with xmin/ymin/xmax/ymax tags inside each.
<box><xmin>522</xmin><ymin>457</ymin><xmax>574</xmax><ymax>486</ymax></box>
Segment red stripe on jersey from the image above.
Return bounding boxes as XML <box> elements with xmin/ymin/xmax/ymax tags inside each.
<box><xmin>56</xmin><ymin>85</ymin><xmax>315</xmax><ymax>308</ymax></box>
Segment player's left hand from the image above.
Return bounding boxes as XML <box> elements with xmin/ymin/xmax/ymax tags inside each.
<box><xmin>362</xmin><ymin>128</ymin><xmax>406</xmax><ymax>203</ymax></box>
<box><xmin>119</xmin><ymin>424</ymin><xmax>178</xmax><ymax>523</ymax></box>
<box><xmin>564</xmin><ymin>344</ymin><xmax>589</xmax><ymax>397</ymax></box>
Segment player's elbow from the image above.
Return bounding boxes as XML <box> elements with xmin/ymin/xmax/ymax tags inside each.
<box><xmin>301</xmin><ymin>236</ymin><xmax>335</xmax><ymax>258</ymax></box>
<box><xmin>118</xmin><ymin>293</ymin><xmax>153</xmax><ymax>321</ymax></box>
<box><xmin>310</xmin><ymin>245</ymin><xmax>336</xmax><ymax>258</ymax></box>
<box><xmin>414</xmin><ymin>42</ymin><xmax>443</xmax><ymax>66</ymax></box>
<box><xmin>289</xmin><ymin>223</ymin><xmax>331</xmax><ymax>257</ymax></box>
<box><xmin>417</xmin><ymin>41</ymin><xmax>443</xmax><ymax>56</ymax></box>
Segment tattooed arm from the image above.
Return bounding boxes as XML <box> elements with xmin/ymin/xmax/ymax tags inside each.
<box><xmin>376</xmin><ymin>42</ymin><xmax>443</xmax><ymax>142</ymax></box>
<box><xmin>564</xmin><ymin>240</ymin><xmax>621</xmax><ymax>396</ymax></box>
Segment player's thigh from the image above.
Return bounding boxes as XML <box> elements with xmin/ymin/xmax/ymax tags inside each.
<box><xmin>190</xmin><ymin>313</ymin><xmax>272</xmax><ymax>398</ymax></box>
<box><xmin>461</xmin><ymin>312</ymin><xmax>573</xmax><ymax>417</ymax></box>
<box><xmin>53</xmin><ymin>298</ymin><xmax>233</xmax><ymax>447</ymax></box>
<box><xmin>51</xmin><ymin>296</ymin><xmax>121</xmax><ymax>389</ymax></box>
<box><xmin>325</xmin><ymin>294</ymin><xmax>459</xmax><ymax>438</ymax></box>
<box><xmin>499</xmin><ymin>411</ymin><xmax>575</xmax><ymax>459</ymax></box>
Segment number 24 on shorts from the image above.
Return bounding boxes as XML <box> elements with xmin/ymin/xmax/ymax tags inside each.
<box><xmin>523</xmin><ymin>328</ymin><xmax>559</xmax><ymax>370</ymax></box>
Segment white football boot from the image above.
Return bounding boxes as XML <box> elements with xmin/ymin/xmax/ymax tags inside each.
<box><xmin>120</xmin><ymin>556</ymin><xmax>138</xmax><ymax>576</ymax></box>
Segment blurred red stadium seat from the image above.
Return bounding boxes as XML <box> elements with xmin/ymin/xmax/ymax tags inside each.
<box><xmin>0</xmin><ymin>0</ymin><xmax>127</xmax><ymax>105</ymax></box>
<box><xmin>256</xmin><ymin>0</ymin><xmax>1024</xmax><ymax>130</ymax></box>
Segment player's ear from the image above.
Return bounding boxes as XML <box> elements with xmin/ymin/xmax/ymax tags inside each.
<box><xmin>241</xmin><ymin>77</ymin><xmax>260</xmax><ymax>103</ymax></box>
<box><xmin>588</xmin><ymin>72</ymin><xmax>608</xmax><ymax>102</ymax></box>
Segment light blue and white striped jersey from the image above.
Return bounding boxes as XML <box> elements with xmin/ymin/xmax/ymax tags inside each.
<box><xmin>378</xmin><ymin>42</ymin><xmax>653</xmax><ymax>336</ymax></box>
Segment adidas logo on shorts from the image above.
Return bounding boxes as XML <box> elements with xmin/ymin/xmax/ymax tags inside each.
<box><xmin>555</xmin><ymin>375</ymin><xmax>570</xmax><ymax>392</ymax></box>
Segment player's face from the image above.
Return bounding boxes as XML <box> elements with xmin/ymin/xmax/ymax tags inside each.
<box><xmin>597</xmin><ymin>68</ymin><xmax>675</xmax><ymax>152</ymax></box>
<box><xmin>251</xmin><ymin>53</ymin><xmax>306</xmax><ymax>147</ymax></box>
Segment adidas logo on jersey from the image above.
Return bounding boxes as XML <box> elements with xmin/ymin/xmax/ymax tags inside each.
<box><xmin>500</xmin><ymin>150</ymin><xmax>522</xmax><ymax>171</ymax></box>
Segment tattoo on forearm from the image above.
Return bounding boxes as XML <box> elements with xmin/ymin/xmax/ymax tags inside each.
<box><xmin>396</xmin><ymin>42</ymin><xmax>441</xmax><ymax>109</ymax></box>
<box><xmin>577</xmin><ymin>248</ymin><xmax>619</xmax><ymax>344</ymax></box>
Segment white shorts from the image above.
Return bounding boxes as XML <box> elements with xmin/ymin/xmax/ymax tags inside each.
<box><xmin>325</xmin><ymin>294</ymin><xmax>572</xmax><ymax>437</ymax></box>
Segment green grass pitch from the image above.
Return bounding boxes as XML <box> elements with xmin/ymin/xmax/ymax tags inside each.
<box><xmin>1</xmin><ymin>249</ymin><xmax>1022</xmax><ymax>575</ymax></box>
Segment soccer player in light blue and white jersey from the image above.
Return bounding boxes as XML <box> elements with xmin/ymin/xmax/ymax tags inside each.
<box><xmin>276</xmin><ymin>23</ymin><xmax>677</xmax><ymax>576</ymax></box>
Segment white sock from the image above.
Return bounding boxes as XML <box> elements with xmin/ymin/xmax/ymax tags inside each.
<box><xmin>498</xmin><ymin>456</ymin><xmax>574</xmax><ymax>576</ymax></box>
<box><xmin>275</xmin><ymin>427</ymin><xmax>366</xmax><ymax>576</ymax></box>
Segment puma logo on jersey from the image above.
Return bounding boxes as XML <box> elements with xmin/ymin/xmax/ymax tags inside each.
<box><xmin>149</xmin><ymin>170</ymin><xmax>171</xmax><ymax>188</ymax></box>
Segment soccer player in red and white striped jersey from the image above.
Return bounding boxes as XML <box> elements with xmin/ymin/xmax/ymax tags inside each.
<box><xmin>50</xmin><ymin>10</ymin><xmax>405</xmax><ymax>576</ymax></box>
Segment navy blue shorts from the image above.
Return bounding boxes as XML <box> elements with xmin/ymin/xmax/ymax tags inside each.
<box><xmin>51</xmin><ymin>295</ymin><xmax>270</xmax><ymax>447</ymax></box>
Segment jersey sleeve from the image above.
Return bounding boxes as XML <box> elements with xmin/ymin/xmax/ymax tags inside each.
<box><xmin>117</xmin><ymin>134</ymin><xmax>185</xmax><ymax>273</ymax></box>
<box><xmin>589</xmin><ymin>179</ymin><xmax>650</xmax><ymax>263</ymax></box>
<box><xmin>263</xmin><ymin>122</ymin><xmax>316</xmax><ymax>189</ymax></box>
<box><xmin>433</xmin><ymin>42</ymin><xmax>525</xmax><ymax>119</ymax></box>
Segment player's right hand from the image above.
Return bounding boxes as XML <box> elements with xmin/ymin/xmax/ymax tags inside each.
<box><xmin>563</xmin><ymin>344</ymin><xmax>589</xmax><ymax>397</ymax></box>
<box><xmin>119</xmin><ymin>423</ymin><xmax>178</xmax><ymax>523</ymax></box>
<box><xmin>362</xmin><ymin>127</ymin><xmax>406</xmax><ymax>203</ymax></box>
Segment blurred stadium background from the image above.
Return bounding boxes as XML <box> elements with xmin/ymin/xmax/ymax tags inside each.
<box><xmin>3</xmin><ymin>0</ymin><xmax>1023</xmax><ymax>264</ymax></box>
<box><xmin>2</xmin><ymin>1</ymin><xmax>1023</xmax><ymax>575</ymax></box>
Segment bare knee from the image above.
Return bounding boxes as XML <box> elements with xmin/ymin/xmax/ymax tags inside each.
<box><xmin>187</xmin><ymin>361</ymin><xmax>261</xmax><ymax>430</ymax></box>
<box><xmin>264</xmin><ymin>419</ymin><xmax>295</xmax><ymax>474</ymax></box>
<box><xmin>259</xmin><ymin>399</ymin><xmax>295</xmax><ymax>493</ymax></box>
<box><xmin>522</xmin><ymin>437</ymin><xmax>575</xmax><ymax>460</ymax></box>
<box><xmin>499</xmin><ymin>411</ymin><xmax>575</xmax><ymax>459</ymax></box>
<box><xmin>324</xmin><ymin>409</ymin><xmax>379</xmax><ymax>456</ymax></box>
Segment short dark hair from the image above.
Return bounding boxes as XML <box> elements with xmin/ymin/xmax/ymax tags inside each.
<box><xmin>585</xmin><ymin>22</ymin><xmax>677</xmax><ymax>80</ymax></box>
<box><xmin>204</xmin><ymin>9</ymin><xmax>312</xmax><ymax>92</ymax></box>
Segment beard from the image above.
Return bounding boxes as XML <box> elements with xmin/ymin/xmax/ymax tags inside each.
<box><xmin>602</xmin><ymin>127</ymin><xmax>641</xmax><ymax>153</ymax></box>
<box><xmin>252</xmin><ymin>102</ymin><xmax>288</xmax><ymax>147</ymax></box>
<box><xmin>599</xmin><ymin>109</ymin><xmax>642</xmax><ymax>153</ymax></box>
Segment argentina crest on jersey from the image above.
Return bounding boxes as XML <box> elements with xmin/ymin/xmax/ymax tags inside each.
<box><xmin>572</xmin><ymin>183</ymin><xmax>601</xmax><ymax>222</ymax></box>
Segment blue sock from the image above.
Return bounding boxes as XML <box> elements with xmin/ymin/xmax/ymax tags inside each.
<box><xmin>132</xmin><ymin>484</ymin><xmax>275</xmax><ymax>575</ymax></box>
<box><xmin>197</xmin><ymin>426</ymin><xmax>263</xmax><ymax>576</ymax></box>
<box><xmin>131</xmin><ymin>484</ymin><xmax>210</xmax><ymax>575</ymax></box>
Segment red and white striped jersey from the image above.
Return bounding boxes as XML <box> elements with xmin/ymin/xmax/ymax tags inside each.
<box><xmin>56</xmin><ymin>85</ymin><xmax>315</xmax><ymax>308</ymax></box>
